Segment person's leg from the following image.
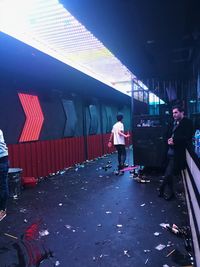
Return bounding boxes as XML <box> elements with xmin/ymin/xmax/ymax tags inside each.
<box><xmin>121</xmin><ymin>145</ymin><xmax>127</xmax><ymax>167</ymax></box>
<box><xmin>164</xmin><ymin>174</ymin><xmax>175</xmax><ymax>200</ymax></box>
<box><xmin>0</xmin><ymin>161</ymin><xmax>9</xmax><ymax>219</ymax></box>
<box><xmin>175</xmin><ymin>173</ymin><xmax>184</xmax><ymax>194</ymax></box>
<box><xmin>159</xmin><ymin>157</ymin><xmax>174</xmax><ymax>197</ymax></box>
<box><xmin>115</xmin><ymin>145</ymin><xmax>122</xmax><ymax>170</ymax></box>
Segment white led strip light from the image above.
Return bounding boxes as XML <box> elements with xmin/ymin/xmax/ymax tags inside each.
<box><xmin>0</xmin><ymin>0</ymin><xmax>151</xmax><ymax>98</ymax></box>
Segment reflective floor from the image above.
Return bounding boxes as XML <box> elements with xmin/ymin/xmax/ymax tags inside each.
<box><xmin>0</xmin><ymin>152</ymin><xmax>193</xmax><ymax>267</ymax></box>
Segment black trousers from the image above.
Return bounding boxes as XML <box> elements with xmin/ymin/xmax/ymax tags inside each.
<box><xmin>115</xmin><ymin>145</ymin><xmax>126</xmax><ymax>170</ymax></box>
<box><xmin>160</xmin><ymin>156</ymin><xmax>176</xmax><ymax>195</ymax></box>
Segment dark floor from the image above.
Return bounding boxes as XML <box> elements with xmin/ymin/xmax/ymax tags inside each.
<box><xmin>0</xmin><ymin>152</ymin><xmax>193</xmax><ymax>267</ymax></box>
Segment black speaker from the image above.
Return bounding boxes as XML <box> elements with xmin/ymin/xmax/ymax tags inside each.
<box><xmin>133</xmin><ymin>118</ymin><xmax>167</xmax><ymax>168</ymax></box>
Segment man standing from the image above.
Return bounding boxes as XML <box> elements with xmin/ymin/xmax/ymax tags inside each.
<box><xmin>108</xmin><ymin>113</ymin><xmax>130</xmax><ymax>173</ymax></box>
<box><xmin>158</xmin><ymin>105</ymin><xmax>193</xmax><ymax>200</ymax></box>
<box><xmin>0</xmin><ymin>129</ymin><xmax>9</xmax><ymax>221</ymax></box>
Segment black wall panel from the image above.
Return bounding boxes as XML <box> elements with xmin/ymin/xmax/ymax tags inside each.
<box><xmin>88</xmin><ymin>105</ymin><xmax>99</xmax><ymax>135</ymax></box>
<box><xmin>85</xmin><ymin>104</ymin><xmax>101</xmax><ymax>135</ymax></box>
<box><xmin>104</xmin><ymin>106</ymin><xmax>114</xmax><ymax>133</ymax></box>
<box><xmin>40</xmin><ymin>97</ymin><xmax>65</xmax><ymax>140</ymax></box>
<box><xmin>0</xmin><ymin>86</ymin><xmax>24</xmax><ymax>144</ymax></box>
<box><xmin>62</xmin><ymin>99</ymin><xmax>77</xmax><ymax>137</ymax></box>
<box><xmin>101</xmin><ymin>106</ymin><xmax>108</xmax><ymax>134</ymax></box>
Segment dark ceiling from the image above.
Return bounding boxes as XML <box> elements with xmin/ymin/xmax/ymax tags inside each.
<box><xmin>61</xmin><ymin>0</ymin><xmax>200</xmax><ymax>83</ymax></box>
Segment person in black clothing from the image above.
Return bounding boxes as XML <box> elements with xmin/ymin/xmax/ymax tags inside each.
<box><xmin>158</xmin><ymin>105</ymin><xmax>193</xmax><ymax>200</ymax></box>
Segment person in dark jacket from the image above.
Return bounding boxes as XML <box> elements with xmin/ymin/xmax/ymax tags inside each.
<box><xmin>158</xmin><ymin>105</ymin><xmax>193</xmax><ymax>200</ymax></box>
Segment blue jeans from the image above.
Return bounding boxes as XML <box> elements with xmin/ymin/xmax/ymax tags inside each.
<box><xmin>0</xmin><ymin>160</ymin><xmax>9</xmax><ymax>211</ymax></box>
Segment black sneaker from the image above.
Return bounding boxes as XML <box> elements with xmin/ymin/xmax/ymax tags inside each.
<box><xmin>158</xmin><ymin>189</ymin><xmax>164</xmax><ymax>197</ymax></box>
<box><xmin>114</xmin><ymin>170</ymin><xmax>124</xmax><ymax>176</ymax></box>
<box><xmin>123</xmin><ymin>163</ymin><xmax>129</xmax><ymax>168</ymax></box>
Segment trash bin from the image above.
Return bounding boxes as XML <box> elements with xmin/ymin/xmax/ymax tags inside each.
<box><xmin>8</xmin><ymin>168</ymin><xmax>23</xmax><ymax>198</ymax></box>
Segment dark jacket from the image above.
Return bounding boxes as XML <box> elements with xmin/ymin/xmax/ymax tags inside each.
<box><xmin>167</xmin><ymin>117</ymin><xmax>193</xmax><ymax>174</ymax></box>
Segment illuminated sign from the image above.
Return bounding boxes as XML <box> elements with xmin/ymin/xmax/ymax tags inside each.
<box><xmin>18</xmin><ymin>93</ymin><xmax>44</xmax><ymax>142</ymax></box>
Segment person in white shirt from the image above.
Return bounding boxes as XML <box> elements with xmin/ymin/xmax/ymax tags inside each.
<box><xmin>108</xmin><ymin>114</ymin><xmax>130</xmax><ymax>171</ymax></box>
<box><xmin>0</xmin><ymin>129</ymin><xmax>9</xmax><ymax>221</ymax></box>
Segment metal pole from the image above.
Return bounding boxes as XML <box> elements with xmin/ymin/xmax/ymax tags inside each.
<box><xmin>131</xmin><ymin>78</ymin><xmax>135</xmax><ymax>165</ymax></box>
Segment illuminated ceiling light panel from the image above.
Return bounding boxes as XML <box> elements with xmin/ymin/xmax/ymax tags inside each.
<box><xmin>0</xmin><ymin>0</ymin><xmax>149</xmax><ymax>97</ymax></box>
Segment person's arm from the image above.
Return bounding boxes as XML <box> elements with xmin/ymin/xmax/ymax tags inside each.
<box><xmin>118</xmin><ymin>130</ymin><xmax>130</xmax><ymax>138</ymax></box>
<box><xmin>173</xmin><ymin>119</ymin><xmax>193</xmax><ymax>146</ymax></box>
<box><xmin>108</xmin><ymin>132</ymin><xmax>113</xmax><ymax>143</ymax></box>
<box><xmin>108</xmin><ymin>132</ymin><xmax>113</xmax><ymax>148</ymax></box>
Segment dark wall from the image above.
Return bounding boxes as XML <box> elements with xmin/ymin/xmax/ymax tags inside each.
<box><xmin>0</xmin><ymin>32</ymin><xmax>147</xmax><ymax>144</ymax></box>
<box><xmin>0</xmin><ymin>85</ymin><xmax>24</xmax><ymax>143</ymax></box>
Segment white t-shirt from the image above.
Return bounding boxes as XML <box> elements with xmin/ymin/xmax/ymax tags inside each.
<box><xmin>112</xmin><ymin>121</ymin><xmax>125</xmax><ymax>145</ymax></box>
<box><xmin>0</xmin><ymin>129</ymin><xmax>8</xmax><ymax>158</ymax></box>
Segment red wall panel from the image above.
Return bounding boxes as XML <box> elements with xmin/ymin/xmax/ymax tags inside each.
<box><xmin>87</xmin><ymin>134</ymin><xmax>103</xmax><ymax>160</ymax></box>
<box><xmin>7</xmin><ymin>134</ymin><xmax>128</xmax><ymax>178</ymax></box>
<box><xmin>8</xmin><ymin>137</ymin><xmax>85</xmax><ymax>178</ymax></box>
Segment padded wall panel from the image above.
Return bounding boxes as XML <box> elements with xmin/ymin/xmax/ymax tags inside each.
<box><xmin>62</xmin><ymin>99</ymin><xmax>78</xmax><ymax>137</ymax></box>
<box><xmin>105</xmin><ymin>106</ymin><xmax>114</xmax><ymax>133</ymax></box>
<box><xmin>101</xmin><ymin>106</ymin><xmax>108</xmax><ymax>134</ymax></box>
<box><xmin>39</xmin><ymin>94</ymin><xmax>65</xmax><ymax>140</ymax></box>
<box><xmin>88</xmin><ymin>105</ymin><xmax>98</xmax><ymax>135</ymax></box>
